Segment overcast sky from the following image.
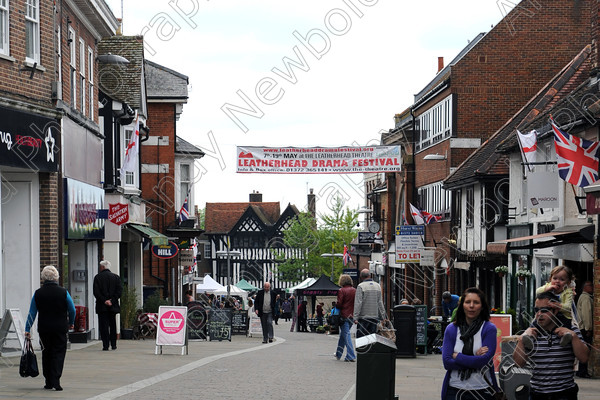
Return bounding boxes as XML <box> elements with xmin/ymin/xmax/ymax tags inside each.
<box><xmin>104</xmin><ymin>0</ymin><xmax>511</xmax><ymax>217</ymax></box>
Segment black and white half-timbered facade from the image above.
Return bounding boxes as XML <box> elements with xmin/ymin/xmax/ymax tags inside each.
<box><xmin>204</xmin><ymin>193</ymin><xmax>304</xmax><ymax>289</ymax></box>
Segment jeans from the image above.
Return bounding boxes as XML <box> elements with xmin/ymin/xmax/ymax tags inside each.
<box><xmin>260</xmin><ymin>312</ymin><xmax>273</xmax><ymax>342</ymax></box>
<box><xmin>335</xmin><ymin>319</ymin><xmax>356</xmax><ymax>361</ymax></box>
<box><xmin>445</xmin><ymin>386</ymin><xmax>494</xmax><ymax>400</ymax></box>
<box><xmin>356</xmin><ymin>318</ymin><xmax>378</xmax><ymax>338</ymax></box>
<box><xmin>531</xmin><ymin>384</ymin><xmax>578</xmax><ymax>400</ymax></box>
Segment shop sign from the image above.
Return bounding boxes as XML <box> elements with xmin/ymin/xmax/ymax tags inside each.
<box><xmin>64</xmin><ymin>178</ymin><xmax>105</xmax><ymax>240</ymax></box>
<box><xmin>108</xmin><ymin>203</ymin><xmax>129</xmax><ymax>225</ymax></box>
<box><xmin>179</xmin><ymin>249</ymin><xmax>195</xmax><ymax>267</ymax></box>
<box><xmin>0</xmin><ymin>105</ymin><xmax>59</xmax><ymax>172</ymax></box>
<box><xmin>527</xmin><ymin>170</ymin><xmax>559</xmax><ymax>210</ymax></box>
<box><xmin>152</xmin><ymin>241</ymin><xmax>179</xmax><ymax>259</ymax></box>
<box><xmin>395</xmin><ymin>225</ymin><xmax>424</xmax><ymax>263</ymax></box>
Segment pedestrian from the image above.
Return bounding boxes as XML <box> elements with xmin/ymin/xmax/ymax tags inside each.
<box><xmin>442</xmin><ymin>291</ymin><xmax>460</xmax><ymax>321</ymax></box>
<box><xmin>316</xmin><ymin>302</ymin><xmax>324</xmax><ymax>326</ymax></box>
<box><xmin>335</xmin><ymin>274</ymin><xmax>356</xmax><ymax>362</ymax></box>
<box><xmin>93</xmin><ymin>260</ymin><xmax>122</xmax><ymax>351</ymax></box>
<box><xmin>274</xmin><ymin>294</ymin><xmax>282</xmax><ymax>325</ymax></box>
<box><xmin>441</xmin><ymin>287</ymin><xmax>499</xmax><ymax>400</ymax></box>
<box><xmin>513</xmin><ymin>291</ymin><xmax>589</xmax><ymax>399</ymax></box>
<box><xmin>353</xmin><ymin>269</ymin><xmax>386</xmax><ymax>338</ymax></box>
<box><xmin>184</xmin><ymin>290</ymin><xmax>194</xmax><ymax>305</ymax></box>
<box><xmin>254</xmin><ymin>282</ymin><xmax>277</xmax><ymax>343</ymax></box>
<box><xmin>25</xmin><ymin>266</ymin><xmax>76</xmax><ymax>391</ymax></box>
<box><xmin>576</xmin><ymin>281</ymin><xmax>593</xmax><ymax>378</ymax></box>
<box><xmin>298</xmin><ymin>300</ymin><xmax>308</xmax><ymax>332</ymax></box>
<box><xmin>282</xmin><ymin>297</ymin><xmax>292</xmax><ymax>322</ymax></box>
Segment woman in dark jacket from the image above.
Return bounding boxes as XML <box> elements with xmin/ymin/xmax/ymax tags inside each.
<box><xmin>298</xmin><ymin>300</ymin><xmax>308</xmax><ymax>332</ymax></box>
<box><xmin>25</xmin><ymin>266</ymin><xmax>76</xmax><ymax>391</ymax></box>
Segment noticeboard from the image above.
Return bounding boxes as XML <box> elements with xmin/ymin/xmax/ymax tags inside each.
<box><xmin>156</xmin><ymin>306</ymin><xmax>188</xmax><ymax>347</ymax></box>
<box><xmin>186</xmin><ymin>302</ymin><xmax>207</xmax><ymax>340</ymax></box>
<box><xmin>208</xmin><ymin>309</ymin><xmax>232</xmax><ymax>341</ymax></box>
<box><xmin>231</xmin><ymin>309</ymin><xmax>248</xmax><ymax>335</ymax></box>
<box><xmin>415</xmin><ymin>305</ymin><xmax>427</xmax><ymax>346</ymax></box>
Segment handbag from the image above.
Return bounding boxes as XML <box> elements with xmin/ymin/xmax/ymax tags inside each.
<box><xmin>19</xmin><ymin>337</ymin><xmax>39</xmax><ymax>378</ymax></box>
<box><xmin>377</xmin><ymin>320</ymin><xmax>396</xmax><ymax>342</ymax></box>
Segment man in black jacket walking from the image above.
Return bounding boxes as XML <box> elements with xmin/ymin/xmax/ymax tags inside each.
<box><xmin>93</xmin><ymin>260</ymin><xmax>122</xmax><ymax>351</ymax></box>
<box><xmin>254</xmin><ymin>282</ymin><xmax>277</xmax><ymax>343</ymax></box>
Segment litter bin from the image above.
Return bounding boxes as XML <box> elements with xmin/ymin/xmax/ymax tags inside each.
<box><xmin>392</xmin><ymin>305</ymin><xmax>416</xmax><ymax>357</ymax></box>
<box><xmin>499</xmin><ymin>336</ymin><xmax>531</xmax><ymax>400</ymax></box>
<box><xmin>356</xmin><ymin>333</ymin><xmax>397</xmax><ymax>400</ymax></box>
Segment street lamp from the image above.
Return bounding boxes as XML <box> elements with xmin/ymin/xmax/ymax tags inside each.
<box><xmin>215</xmin><ymin>249</ymin><xmax>242</xmax><ymax>297</ymax></box>
<box><xmin>321</xmin><ymin>252</ymin><xmax>344</xmax><ymax>281</ymax></box>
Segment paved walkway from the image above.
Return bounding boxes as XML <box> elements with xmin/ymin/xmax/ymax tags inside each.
<box><xmin>0</xmin><ymin>321</ymin><xmax>596</xmax><ymax>399</ymax></box>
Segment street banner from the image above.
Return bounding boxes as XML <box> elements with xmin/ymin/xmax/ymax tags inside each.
<box><xmin>236</xmin><ymin>146</ymin><xmax>401</xmax><ymax>174</ymax></box>
<box><xmin>395</xmin><ymin>225</ymin><xmax>424</xmax><ymax>263</ymax></box>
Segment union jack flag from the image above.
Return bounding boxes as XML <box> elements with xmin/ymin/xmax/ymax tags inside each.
<box><xmin>422</xmin><ymin>210</ymin><xmax>442</xmax><ymax>224</ymax></box>
<box><xmin>343</xmin><ymin>244</ymin><xmax>350</xmax><ymax>266</ymax></box>
<box><xmin>179</xmin><ymin>197</ymin><xmax>189</xmax><ymax>223</ymax></box>
<box><xmin>552</xmin><ymin>119</ymin><xmax>600</xmax><ymax>188</ymax></box>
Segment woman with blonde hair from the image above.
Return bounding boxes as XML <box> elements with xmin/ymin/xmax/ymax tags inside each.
<box><xmin>25</xmin><ymin>266</ymin><xmax>76</xmax><ymax>391</ymax></box>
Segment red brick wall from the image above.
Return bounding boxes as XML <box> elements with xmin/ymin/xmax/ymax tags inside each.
<box><xmin>39</xmin><ymin>172</ymin><xmax>59</xmax><ymax>270</ymax></box>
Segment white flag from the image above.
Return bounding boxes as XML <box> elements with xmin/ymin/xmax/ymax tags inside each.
<box><xmin>517</xmin><ymin>129</ymin><xmax>537</xmax><ymax>171</ymax></box>
<box><xmin>120</xmin><ymin>117</ymin><xmax>140</xmax><ymax>182</ymax></box>
<box><xmin>409</xmin><ymin>203</ymin><xmax>425</xmax><ymax>225</ymax></box>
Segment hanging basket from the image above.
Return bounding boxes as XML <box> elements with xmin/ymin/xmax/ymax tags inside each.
<box><xmin>518</xmin><ymin>275</ymin><xmax>525</xmax><ymax>282</ymax></box>
<box><xmin>498</xmin><ymin>272</ymin><xmax>504</xmax><ymax>278</ymax></box>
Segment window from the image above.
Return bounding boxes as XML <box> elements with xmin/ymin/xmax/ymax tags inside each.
<box><xmin>25</xmin><ymin>0</ymin><xmax>39</xmax><ymax>62</ymax></box>
<box><xmin>69</xmin><ymin>27</ymin><xmax>76</xmax><ymax>107</ymax></box>
<box><xmin>79</xmin><ymin>39</ymin><xmax>85</xmax><ymax>115</ymax></box>
<box><xmin>203</xmin><ymin>243</ymin><xmax>211</xmax><ymax>260</ymax></box>
<box><xmin>416</xmin><ymin>95</ymin><xmax>453</xmax><ymax>152</ymax></box>
<box><xmin>466</xmin><ymin>186</ymin><xmax>474</xmax><ymax>227</ymax></box>
<box><xmin>180</xmin><ymin>164</ymin><xmax>191</xmax><ymax>204</ymax></box>
<box><xmin>123</xmin><ymin>127</ymin><xmax>134</xmax><ymax>185</ymax></box>
<box><xmin>88</xmin><ymin>47</ymin><xmax>94</xmax><ymax>118</ymax></box>
<box><xmin>417</xmin><ymin>181</ymin><xmax>451</xmax><ymax>219</ymax></box>
<box><xmin>56</xmin><ymin>26</ymin><xmax>61</xmax><ymax>83</ymax></box>
<box><xmin>0</xmin><ymin>0</ymin><xmax>8</xmax><ymax>55</ymax></box>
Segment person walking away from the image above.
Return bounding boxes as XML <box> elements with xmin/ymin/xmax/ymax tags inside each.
<box><xmin>513</xmin><ymin>291</ymin><xmax>589</xmax><ymax>399</ymax></box>
<box><xmin>25</xmin><ymin>266</ymin><xmax>76</xmax><ymax>391</ymax></box>
<box><xmin>353</xmin><ymin>269</ymin><xmax>386</xmax><ymax>338</ymax></box>
<box><xmin>442</xmin><ymin>291</ymin><xmax>459</xmax><ymax>321</ymax></box>
<box><xmin>282</xmin><ymin>297</ymin><xmax>291</xmax><ymax>322</ymax></box>
<box><xmin>93</xmin><ymin>260</ymin><xmax>123</xmax><ymax>351</ymax></box>
<box><xmin>273</xmin><ymin>294</ymin><xmax>282</xmax><ymax>325</ymax></box>
<box><xmin>335</xmin><ymin>274</ymin><xmax>356</xmax><ymax>362</ymax></box>
<box><xmin>576</xmin><ymin>281</ymin><xmax>593</xmax><ymax>378</ymax></box>
<box><xmin>298</xmin><ymin>300</ymin><xmax>308</xmax><ymax>332</ymax></box>
<box><xmin>255</xmin><ymin>282</ymin><xmax>276</xmax><ymax>343</ymax></box>
<box><xmin>441</xmin><ymin>287</ymin><xmax>499</xmax><ymax>400</ymax></box>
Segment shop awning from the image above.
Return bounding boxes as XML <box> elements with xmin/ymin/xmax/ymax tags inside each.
<box><xmin>125</xmin><ymin>223</ymin><xmax>168</xmax><ymax>246</ymax></box>
<box><xmin>487</xmin><ymin>225</ymin><xmax>594</xmax><ymax>255</ymax></box>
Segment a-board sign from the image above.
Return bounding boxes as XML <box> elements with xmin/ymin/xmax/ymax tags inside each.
<box><xmin>0</xmin><ymin>309</ymin><xmax>26</xmax><ymax>353</ymax></box>
<box><xmin>208</xmin><ymin>308</ymin><xmax>232</xmax><ymax>341</ymax></box>
<box><xmin>156</xmin><ymin>306</ymin><xmax>188</xmax><ymax>346</ymax></box>
<box><xmin>415</xmin><ymin>305</ymin><xmax>427</xmax><ymax>347</ymax></box>
<box><xmin>249</xmin><ymin>315</ymin><xmax>263</xmax><ymax>337</ymax></box>
<box><xmin>186</xmin><ymin>302</ymin><xmax>207</xmax><ymax>340</ymax></box>
<box><xmin>231</xmin><ymin>309</ymin><xmax>248</xmax><ymax>335</ymax></box>
<box><xmin>490</xmin><ymin>314</ymin><xmax>512</xmax><ymax>370</ymax></box>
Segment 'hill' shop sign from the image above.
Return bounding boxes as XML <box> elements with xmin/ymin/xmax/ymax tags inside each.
<box><xmin>152</xmin><ymin>241</ymin><xmax>179</xmax><ymax>259</ymax></box>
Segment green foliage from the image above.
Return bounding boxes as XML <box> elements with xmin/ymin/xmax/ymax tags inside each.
<box><xmin>275</xmin><ymin>197</ymin><xmax>358</xmax><ymax>283</ymax></box>
<box><xmin>143</xmin><ymin>290</ymin><xmax>169</xmax><ymax>313</ymax></box>
<box><xmin>197</xmin><ymin>207</ymin><xmax>205</xmax><ymax>229</ymax></box>
<box><xmin>120</xmin><ymin>285</ymin><xmax>139</xmax><ymax>329</ymax></box>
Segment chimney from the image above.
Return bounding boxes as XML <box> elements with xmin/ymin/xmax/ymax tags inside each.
<box><xmin>437</xmin><ymin>57</ymin><xmax>444</xmax><ymax>73</ymax></box>
<box><xmin>307</xmin><ymin>188</ymin><xmax>316</xmax><ymax>219</ymax></box>
<box><xmin>249</xmin><ymin>190</ymin><xmax>262</xmax><ymax>202</ymax></box>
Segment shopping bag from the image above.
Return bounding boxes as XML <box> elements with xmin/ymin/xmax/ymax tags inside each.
<box><xmin>377</xmin><ymin>320</ymin><xmax>396</xmax><ymax>342</ymax></box>
<box><xmin>19</xmin><ymin>337</ymin><xmax>39</xmax><ymax>378</ymax></box>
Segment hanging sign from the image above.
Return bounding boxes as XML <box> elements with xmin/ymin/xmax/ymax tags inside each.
<box><xmin>152</xmin><ymin>241</ymin><xmax>179</xmax><ymax>259</ymax></box>
<box><xmin>108</xmin><ymin>203</ymin><xmax>129</xmax><ymax>226</ymax></box>
<box><xmin>179</xmin><ymin>249</ymin><xmax>195</xmax><ymax>267</ymax></box>
<box><xmin>236</xmin><ymin>146</ymin><xmax>401</xmax><ymax>174</ymax></box>
<box><xmin>395</xmin><ymin>225</ymin><xmax>424</xmax><ymax>263</ymax></box>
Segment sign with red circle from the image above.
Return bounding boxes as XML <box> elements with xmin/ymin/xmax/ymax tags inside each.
<box><xmin>156</xmin><ymin>306</ymin><xmax>188</xmax><ymax>347</ymax></box>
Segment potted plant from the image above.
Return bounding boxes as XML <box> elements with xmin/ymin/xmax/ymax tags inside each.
<box><xmin>495</xmin><ymin>265</ymin><xmax>508</xmax><ymax>278</ymax></box>
<box><xmin>120</xmin><ymin>285</ymin><xmax>139</xmax><ymax>339</ymax></box>
<box><xmin>515</xmin><ymin>267</ymin><xmax>532</xmax><ymax>281</ymax></box>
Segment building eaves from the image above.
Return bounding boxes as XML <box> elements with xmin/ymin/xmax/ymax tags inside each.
<box><xmin>70</xmin><ymin>0</ymin><xmax>119</xmax><ymax>38</ymax></box>
<box><xmin>176</xmin><ymin>136</ymin><xmax>205</xmax><ymax>158</ymax></box>
<box><xmin>445</xmin><ymin>45</ymin><xmax>592</xmax><ymax>189</ymax></box>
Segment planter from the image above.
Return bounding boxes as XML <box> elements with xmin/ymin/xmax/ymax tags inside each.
<box><xmin>120</xmin><ymin>328</ymin><xmax>134</xmax><ymax>340</ymax></box>
<box><xmin>498</xmin><ymin>272</ymin><xmax>504</xmax><ymax>278</ymax></box>
<box><xmin>518</xmin><ymin>276</ymin><xmax>526</xmax><ymax>282</ymax></box>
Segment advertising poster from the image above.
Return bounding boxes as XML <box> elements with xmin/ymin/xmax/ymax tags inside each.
<box><xmin>156</xmin><ymin>306</ymin><xmax>188</xmax><ymax>346</ymax></box>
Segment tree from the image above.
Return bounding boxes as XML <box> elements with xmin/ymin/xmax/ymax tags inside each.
<box><xmin>274</xmin><ymin>198</ymin><xmax>358</xmax><ymax>283</ymax></box>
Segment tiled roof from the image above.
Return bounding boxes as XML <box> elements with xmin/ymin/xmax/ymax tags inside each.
<box><xmin>445</xmin><ymin>45</ymin><xmax>592</xmax><ymax>188</ymax></box>
<box><xmin>176</xmin><ymin>136</ymin><xmax>205</xmax><ymax>158</ymax></box>
<box><xmin>145</xmin><ymin>60</ymin><xmax>188</xmax><ymax>100</ymax></box>
<box><xmin>97</xmin><ymin>36</ymin><xmax>145</xmax><ymax>109</ymax></box>
<box><xmin>205</xmin><ymin>202</ymin><xmax>281</xmax><ymax>233</ymax></box>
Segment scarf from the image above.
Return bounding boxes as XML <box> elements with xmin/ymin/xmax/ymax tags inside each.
<box><xmin>457</xmin><ymin>318</ymin><xmax>484</xmax><ymax>381</ymax></box>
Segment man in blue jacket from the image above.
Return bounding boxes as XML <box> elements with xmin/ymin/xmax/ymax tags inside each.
<box><xmin>442</xmin><ymin>291</ymin><xmax>459</xmax><ymax>320</ymax></box>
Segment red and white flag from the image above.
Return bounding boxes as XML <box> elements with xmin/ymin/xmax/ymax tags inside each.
<box><xmin>517</xmin><ymin>129</ymin><xmax>537</xmax><ymax>171</ymax></box>
<box><xmin>409</xmin><ymin>203</ymin><xmax>424</xmax><ymax>225</ymax></box>
<box><xmin>120</xmin><ymin>117</ymin><xmax>139</xmax><ymax>182</ymax></box>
